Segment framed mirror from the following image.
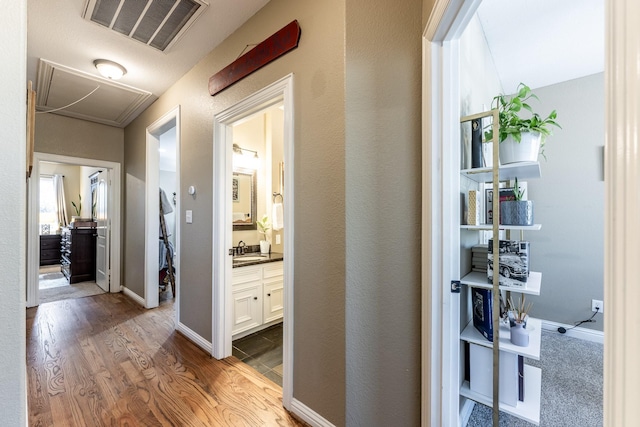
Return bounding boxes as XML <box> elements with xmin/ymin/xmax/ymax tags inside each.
<box><xmin>232</xmin><ymin>167</ymin><xmax>257</xmax><ymax>230</ymax></box>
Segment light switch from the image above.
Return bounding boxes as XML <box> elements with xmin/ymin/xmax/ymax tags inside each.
<box><xmin>186</xmin><ymin>210</ymin><xmax>193</xmax><ymax>224</ymax></box>
<box><xmin>275</xmin><ymin>234</ymin><xmax>281</xmax><ymax>245</ymax></box>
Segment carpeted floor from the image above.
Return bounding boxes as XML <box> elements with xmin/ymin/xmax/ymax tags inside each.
<box><xmin>467</xmin><ymin>330</ymin><xmax>603</xmax><ymax>426</ymax></box>
<box><xmin>39</xmin><ymin>265</ymin><xmax>106</xmax><ymax>304</ymax></box>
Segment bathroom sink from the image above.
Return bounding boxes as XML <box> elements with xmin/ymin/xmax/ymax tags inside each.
<box><xmin>234</xmin><ymin>255</ymin><xmax>267</xmax><ymax>262</ymax></box>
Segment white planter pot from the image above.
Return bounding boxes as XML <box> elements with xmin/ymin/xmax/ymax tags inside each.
<box><xmin>499</xmin><ymin>132</ymin><xmax>541</xmax><ymax>164</ymax></box>
<box><xmin>260</xmin><ymin>240</ymin><xmax>271</xmax><ymax>255</ymax></box>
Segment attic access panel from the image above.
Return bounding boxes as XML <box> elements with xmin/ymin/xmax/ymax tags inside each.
<box><xmin>83</xmin><ymin>0</ymin><xmax>207</xmax><ymax>52</ymax></box>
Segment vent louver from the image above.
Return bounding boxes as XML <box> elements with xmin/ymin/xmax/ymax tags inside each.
<box><xmin>83</xmin><ymin>0</ymin><xmax>207</xmax><ymax>52</ymax></box>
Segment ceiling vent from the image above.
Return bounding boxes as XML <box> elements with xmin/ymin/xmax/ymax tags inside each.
<box><xmin>82</xmin><ymin>0</ymin><xmax>208</xmax><ymax>52</ymax></box>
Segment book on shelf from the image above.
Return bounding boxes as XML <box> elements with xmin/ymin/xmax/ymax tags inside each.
<box><xmin>472</xmin><ymin>288</ymin><xmax>494</xmax><ymax>341</ymax></box>
<box><xmin>467</xmin><ymin>190</ymin><xmax>481</xmax><ymax>225</ymax></box>
<box><xmin>487</xmin><ymin>239</ymin><xmax>530</xmax><ymax>288</ymax></box>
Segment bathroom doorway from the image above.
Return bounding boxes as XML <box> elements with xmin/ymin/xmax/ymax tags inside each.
<box><xmin>212</xmin><ymin>75</ymin><xmax>294</xmax><ymax>407</ymax></box>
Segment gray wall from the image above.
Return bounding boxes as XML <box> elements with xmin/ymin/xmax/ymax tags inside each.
<box><xmin>345</xmin><ymin>0</ymin><xmax>423</xmax><ymax>424</ymax></box>
<box><xmin>124</xmin><ymin>0</ymin><xmax>347</xmax><ymax>422</ymax></box>
<box><xmin>35</xmin><ymin>114</ymin><xmax>124</xmax><ymax>164</ymax></box>
<box><xmin>527</xmin><ymin>74</ymin><xmax>605</xmax><ymax>331</ymax></box>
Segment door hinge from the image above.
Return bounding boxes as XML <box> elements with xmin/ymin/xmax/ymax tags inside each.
<box><xmin>450</xmin><ymin>280</ymin><xmax>461</xmax><ymax>293</ymax></box>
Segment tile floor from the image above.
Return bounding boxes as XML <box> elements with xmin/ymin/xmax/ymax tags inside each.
<box><xmin>232</xmin><ymin>323</ymin><xmax>283</xmax><ymax>386</ymax></box>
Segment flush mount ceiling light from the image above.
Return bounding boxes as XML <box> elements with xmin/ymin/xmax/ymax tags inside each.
<box><xmin>93</xmin><ymin>59</ymin><xmax>127</xmax><ymax>80</ymax></box>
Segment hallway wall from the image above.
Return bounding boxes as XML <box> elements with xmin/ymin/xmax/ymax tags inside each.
<box><xmin>0</xmin><ymin>0</ymin><xmax>27</xmax><ymax>424</ymax></box>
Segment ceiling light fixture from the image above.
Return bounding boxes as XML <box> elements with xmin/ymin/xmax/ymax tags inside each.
<box><xmin>93</xmin><ymin>59</ymin><xmax>127</xmax><ymax>80</ymax></box>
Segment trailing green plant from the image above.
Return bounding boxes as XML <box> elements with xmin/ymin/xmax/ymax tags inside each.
<box><xmin>256</xmin><ymin>214</ymin><xmax>271</xmax><ymax>242</ymax></box>
<box><xmin>484</xmin><ymin>83</ymin><xmax>561</xmax><ymax>155</ymax></box>
<box><xmin>71</xmin><ymin>194</ymin><xmax>81</xmax><ymax>216</ymax></box>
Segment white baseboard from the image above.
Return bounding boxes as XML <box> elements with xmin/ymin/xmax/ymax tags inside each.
<box><xmin>122</xmin><ymin>287</ymin><xmax>145</xmax><ymax>306</ymax></box>
<box><xmin>290</xmin><ymin>398</ymin><xmax>335</xmax><ymax>427</ymax></box>
<box><xmin>460</xmin><ymin>398</ymin><xmax>475</xmax><ymax>427</ymax></box>
<box><xmin>541</xmin><ymin>319</ymin><xmax>604</xmax><ymax>344</ymax></box>
<box><xmin>176</xmin><ymin>322</ymin><xmax>213</xmax><ymax>354</ymax></box>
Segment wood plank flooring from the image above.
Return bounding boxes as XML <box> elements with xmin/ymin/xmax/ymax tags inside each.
<box><xmin>26</xmin><ymin>292</ymin><xmax>306</xmax><ymax>427</ymax></box>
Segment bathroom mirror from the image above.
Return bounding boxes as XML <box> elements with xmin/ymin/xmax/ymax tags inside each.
<box><xmin>232</xmin><ymin>167</ymin><xmax>257</xmax><ymax>230</ymax></box>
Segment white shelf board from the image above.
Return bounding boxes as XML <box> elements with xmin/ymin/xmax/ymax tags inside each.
<box><xmin>461</xmin><ymin>162</ymin><xmax>541</xmax><ymax>183</ymax></box>
<box><xmin>460</xmin><ymin>364</ymin><xmax>541</xmax><ymax>426</ymax></box>
<box><xmin>461</xmin><ymin>224</ymin><xmax>542</xmax><ymax>231</ymax></box>
<box><xmin>461</xmin><ymin>318</ymin><xmax>542</xmax><ymax>360</ymax></box>
<box><xmin>461</xmin><ymin>271</ymin><xmax>542</xmax><ymax>296</ymax></box>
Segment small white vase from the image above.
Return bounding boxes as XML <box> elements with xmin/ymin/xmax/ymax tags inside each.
<box><xmin>260</xmin><ymin>240</ymin><xmax>271</xmax><ymax>255</ymax></box>
<box><xmin>499</xmin><ymin>132</ymin><xmax>541</xmax><ymax>164</ymax></box>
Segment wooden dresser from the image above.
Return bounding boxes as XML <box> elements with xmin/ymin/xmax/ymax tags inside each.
<box><xmin>61</xmin><ymin>225</ymin><xmax>96</xmax><ymax>284</ymax></box>
<box><xmin>39</xmin><ymin>234</ymin><xmax>61</xmax><ymax>266</ymax></box>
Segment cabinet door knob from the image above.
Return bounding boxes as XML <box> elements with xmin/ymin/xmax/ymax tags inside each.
<box><xmin>253</xmin><ymin>297</ymin><xmax>258</xmax><ymax>300</ymax></box>
<box><xmin>267</xmin><ymin>293</ymin><xmax>271</xmax><ymax>297</ymax></box>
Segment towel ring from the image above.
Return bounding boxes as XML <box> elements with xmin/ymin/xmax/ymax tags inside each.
<box><xmin>273</xmin><ymin>192</ymin><xmax>283</xmax><ymax>203</ymax></box>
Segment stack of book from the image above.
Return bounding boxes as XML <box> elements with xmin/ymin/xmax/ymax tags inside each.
<box><xmin>471</xmin><ymin>244</ymin><xmax>488</xmax><ymax>273</ymax></box>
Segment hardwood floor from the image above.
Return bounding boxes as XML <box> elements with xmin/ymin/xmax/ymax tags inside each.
<box><xmin>26</xmin><ymin>292</ymin><xmax>305</xmax><ymax>427</ymax></box>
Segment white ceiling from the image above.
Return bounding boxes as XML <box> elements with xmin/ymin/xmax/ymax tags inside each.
<box><xmin>477</xmin><ymin>0</ymin><xmax>604</xmax><ymax>94</ymax></box>
<box><xmin>28</xmin><ymin>0</ymin><xmax>269</xmax><ymax>127</ymax></box>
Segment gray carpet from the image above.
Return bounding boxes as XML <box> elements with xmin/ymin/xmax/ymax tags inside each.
<box><xmin>467</xmin><ymin>330</ymin><xmax>603</xmax><ymax>426</ymax></box>
<box><xmin>39</xmin><ymin>266</ymin><xmax>106</xmax><ymax>304</ymax></box>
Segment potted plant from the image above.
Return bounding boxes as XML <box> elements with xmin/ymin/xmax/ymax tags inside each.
<box><xmin>484</xmin><ymin>83</ymin><xmax>561</xmax><ymax>164</ymax></box>
<box><xmin>71</xmin><ymin>195</ymin><xmax>82</xmax><ymax>222</ymax></box>
<box><xmin>507</xmin><ymin>295</ymin><xmax>532</xmax><ymax>347</ymax></box>
<box><xmin>500</xmin><ymin>177</ymin><xmax>534</xmax><ymax>225</ymax></box>
<box><xmin>256</xmin><ymin>214</ymin><xmax>271</xmax><ymax>255</ymax></box>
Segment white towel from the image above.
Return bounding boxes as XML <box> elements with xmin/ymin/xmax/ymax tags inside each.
<box><xmin>272</xmin><ymin>203</ymin><xmax>284</xmax><ymax>230</ymax></box>
<box><xmin>160</xmin><ymin>188</ymin><xmax>173</xmax><ymax>214</ymax></box>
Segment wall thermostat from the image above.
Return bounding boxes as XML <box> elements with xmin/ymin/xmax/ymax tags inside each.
<box><xmin>188</xmin><ymin>185</ymin><xmax>196</xmax><ymax>195</ymax></box>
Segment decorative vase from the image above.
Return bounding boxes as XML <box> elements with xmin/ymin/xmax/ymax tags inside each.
<box><xmin>510</xmin><ymin>321</ymin><xmax>529</xmax><ymax>347</ymax></box>
<box><xmin>471</xmin><ymin>118</ymin><xmax>483</xmax><ymax>168</ymax></box>
<box><xmin>500</xmin><ymin>200</ymin><xmax>534</xmax><ymax>225</ymax></box>
<box><xmin>499</xmin><ymin>132</ymin><xmax>541</xmax><ymax>164</ymax></box>
<box><xmin>260</xmin><ymin>240</ymin><xmax>271</xmax><ymax>255</ymax></box>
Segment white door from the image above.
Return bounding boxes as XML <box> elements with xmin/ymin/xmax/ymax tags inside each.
<box><xmin>95</xmin><ymin>170</ymin><xmax>109</xmax><ymax>292</ymax></box>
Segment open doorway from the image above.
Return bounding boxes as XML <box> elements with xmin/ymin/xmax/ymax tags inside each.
<box><xmin>144</xmin><ymin>106</ymin><xmax>181</xmax><ymax>311</ymax></box>
<box><xmin>36</xmin><ymin>162</ymin><xmax>105</xmax><ymax>304</ymax></box>
<box><xmin>27</xmin><ymin>153</ymin><xmax>122</xmax><ymax>308</ymax></box>
<box><xmin>212</xmin><ymin>75</ymin><xmax>294</xmax><ymax>408</ymax></box>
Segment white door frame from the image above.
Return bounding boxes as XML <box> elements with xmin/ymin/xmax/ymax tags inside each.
<box><xmin>422</xmin><ymin>1</ymin><xmax>483</xmax><ymax>425</ymax></box>
<box><xmin>26</xmin><ymin>153</ymin><xmax>122</xmax><ymax>307</ymax></box>
<box><xmin>604</xmin><ymin>0</ymin><xmax>640</xmax><ymax>424</ymax></box>
<box><xmin>212</xmin><ymin>74</ymin><xmax>295</xmax><ymax>408</ymax></box>
<box><xmin>145</xmin><ymin>106</ymin><xmax>181</xmax><ymax>311</ymax></box>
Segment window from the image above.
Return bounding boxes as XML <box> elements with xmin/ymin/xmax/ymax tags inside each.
<box><xmin>39</xmin><ymin>175</ymin><xmax>58</xmax><ymax>234</ymax></box>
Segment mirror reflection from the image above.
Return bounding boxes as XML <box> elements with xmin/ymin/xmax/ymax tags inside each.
<box><xmin>232</xmin><ymin>167</ymin><xmax>257</xmax><ymax>230</ymax></box>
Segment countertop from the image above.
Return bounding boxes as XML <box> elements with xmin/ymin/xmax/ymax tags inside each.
<box><xmin>232</xmin><ymin>252</ymin><xmax>283</xmax><ymax>268</ymax></box>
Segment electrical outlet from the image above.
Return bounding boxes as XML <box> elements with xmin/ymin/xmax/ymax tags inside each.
<box><xmin>591</xmin><ymin>299</ymin><xmax>604</xmax><ymax>313</ymax></box>
<box><xmin>275</xmin><ymin>234</ymin><xmax>281</xmax><ymax>245</ymax></box>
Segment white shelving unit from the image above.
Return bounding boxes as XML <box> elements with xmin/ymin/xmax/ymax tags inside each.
<box><xmin>459</xmin><ymin>110</ymin><xmax>543</xmax><ymax>426</ymax></box>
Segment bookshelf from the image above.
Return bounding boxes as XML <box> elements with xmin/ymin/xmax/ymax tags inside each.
<box><xmin>459</xmin><ymin>110</ymin><xmax>542</xmax><ymax>426</ymax></box>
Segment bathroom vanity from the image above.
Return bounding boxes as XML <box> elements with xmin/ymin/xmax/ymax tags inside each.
<box><xmin>232</xmin><ymin>254</ymin><xmax>283</xmax><ymax>339</ymax></box>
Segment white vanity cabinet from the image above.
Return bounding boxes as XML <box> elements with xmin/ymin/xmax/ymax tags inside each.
<box><xmin>232</xmin><ymin>261</ymin><xmax>283</xmax><ymax>338</ymax></box>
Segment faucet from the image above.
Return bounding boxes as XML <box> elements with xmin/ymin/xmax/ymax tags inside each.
<box><xmin>235</xmin><ymin>240</ymin><xmax>246</xmax><ymax>255</ymax></box>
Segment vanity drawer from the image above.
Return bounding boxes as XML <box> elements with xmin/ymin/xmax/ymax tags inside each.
<box><xmin>263</xmin><ymin>261</ymin><xmax>283</xmax><ymax>279</ymax></box>
<box><xmin>232</xmin><ymin>265</ymin><xmax>261</xmax><ymax>285</ymax></box>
